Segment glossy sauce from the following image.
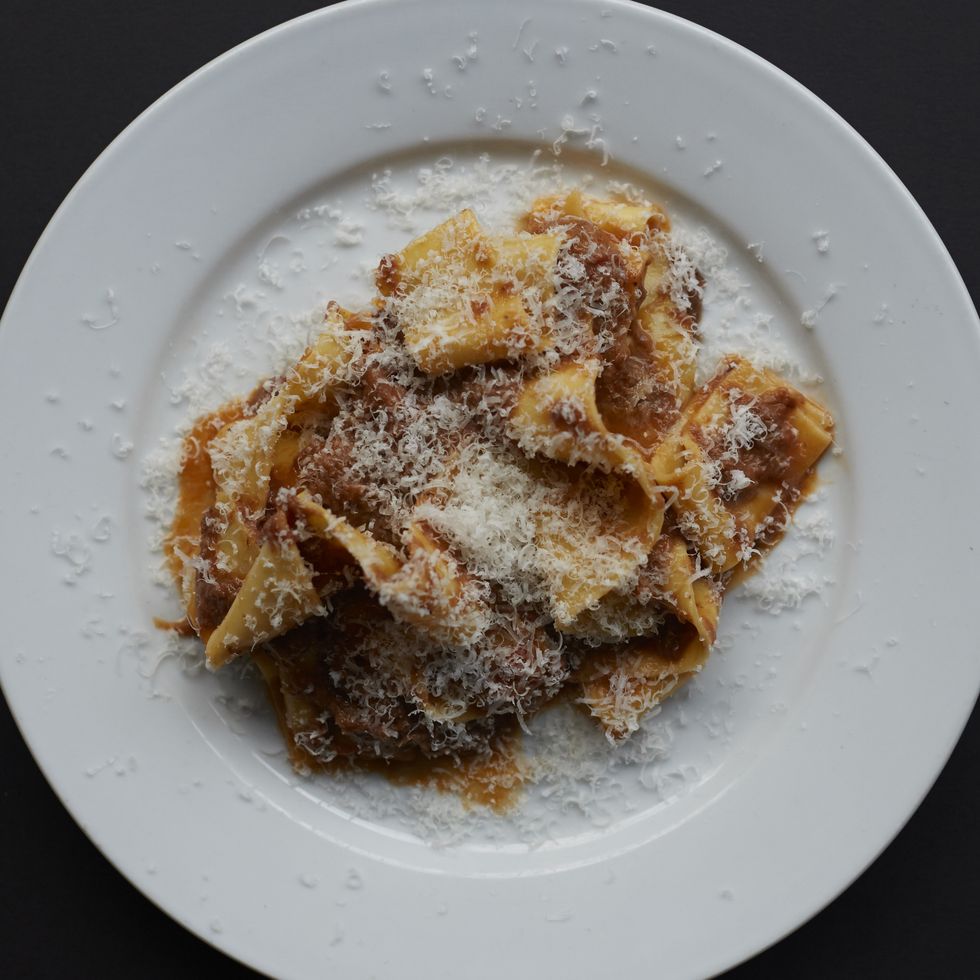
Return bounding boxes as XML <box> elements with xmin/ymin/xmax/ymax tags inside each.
<box><xmin>381</xmin><ymin>728</ymin><xmax>525</xmax><ymax>812</ymax></box>
<box><xmin>319</xmin><ymin>727</ymin><xmax>526</xmax><ymax>814</ymax></box>
<box><xmin>725</xmin><ymin>467</ymin><xmax>822</xmax><ymax>589</ymax></box>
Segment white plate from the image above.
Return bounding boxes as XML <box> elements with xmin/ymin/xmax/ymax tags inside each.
<box><xmin>2</xmin><ymin>1</ymin><xmax>978</xmax><ymax>976</ymax></box>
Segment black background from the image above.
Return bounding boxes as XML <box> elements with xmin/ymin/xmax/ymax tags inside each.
<box><xmin>2</xmin><ymin>1</ymin><xmax>978</xmax><ymax>977</ymax></box>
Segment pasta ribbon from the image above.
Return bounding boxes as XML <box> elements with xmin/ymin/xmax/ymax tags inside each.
<box><xmin>508</xmin><ymin>358</ymin><xmax>667</xmax><ymax>508</ymax></box>
<box><xmin>293</xmin><ymin>492</ymin><xmax>491</xmax><ymax>645</ymax></box>
<box><xmin>204</xmin><ymin>535</ymin><xmax>321</xmax><ymax>668</ymax></box>
<box><xmin>567</xmin><ymin>532</ymin><xmax>720</xmax><ymax>645</ymax></box>
<box><xmin>577</xmin><ymin>623</ymin><xmax>711</xmax><ymax>741</ymax></box>
<box><xmin>532</xmin><ymin>464</ymin><xmax>664</xmax><ymax>628</ymax></box>
<box><xmin>377</xmin><ymin>209</ymin><xmax>562</xmax><ymax>375</ymax></box>
<box><xmin>522</xmin><ymin>188</ymin><xmax>669</xmax><ymax>240</ymax></box>
<box><xmin>652</xmin><ymin>356</ymin><xmax>834</xmax><ymax>571</ymax></box>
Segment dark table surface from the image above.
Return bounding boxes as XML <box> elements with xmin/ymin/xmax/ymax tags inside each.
<box><xmin>2</xmin><ymin>1</ymin><xmax>978</xmax><ymax>977</ymax></box>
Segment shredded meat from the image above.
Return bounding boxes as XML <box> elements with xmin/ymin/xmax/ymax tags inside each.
<box><xmin>595</xmin><ymin>319</ymin><xmax>681</xmax><ymax>447</ymax></box>
<box><xmin>194</xmin><ymin>506</ymin><xmax>240</xmax><ymax>632</ymax></box>
<box><xmin>528</xmin><ymin>214</ymin><xmax>646</xmax><ymax>339</ymax></box>
<box><xmin>360</xmin><ymin>363</ymin><xmax>406</xmax><ymax>414</ymax></box>
<box><xmin>694</xmin><ymin>387</ymin><xmax>803</xmax><ymax>499</ymax></box>
<box><xmin>263</xmin><ymin>600</ymin><xmax>501</xmax><ymax>762</ymax></box>
<box><xmin>294</xmin><ymin>360</ymin><xmax>512</xmax><ymax>540</ymax></box>
<box><xmin>296</xmin><ymin>429</ymin><xmax>374</xmax><ymax>525</ymax></box>
<box><xmin>725</xmin><ymin>388</ymin><xmax>801</xmax><ymax>487</ymax></box>
<box><xmin>295</xmin><ymin>362</ymin><xmax>412</xmax><ymax>533</ymax></box>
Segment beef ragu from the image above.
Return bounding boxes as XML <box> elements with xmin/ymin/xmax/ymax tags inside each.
<box><xmin>595</xmin><ymin>317</ymin><xmax>683</xmax><ymax>444</ymax></box>
<box><xmin>692</xmin><ymin>386</ymin><xmax>806</xmax><ymax>503</ymax></box>
<box><xmin>161</xmin><ymin>190</ymin><xmax>834</xmax><ymax>805</ymax></box>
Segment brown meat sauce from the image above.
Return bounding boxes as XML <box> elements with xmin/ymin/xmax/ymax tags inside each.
<box><xmin>554</xmin><ymin>219</ymin><xmax>703</xmax><ymax>450</ymax></box>
<box><xmin>261</xmin><ymin>602</ymin><xmax>501</xmax><ymax>764</ymax></box>
<box><xmin>184</xmin><ymin>376</ymin><xmax>296</xmax><ymax>635</ymax></box>
<box><xmin>696</xmin><ymin>387</ymin><xmax>804</xmax><ymax>499</ymax></box>
<box><xmin>554</xmin><ymin>216</ymin><xmax>646</xmax><ymax>335</ymax></box>
<box><xmin>595</xmin><ymin>319</ymin><xmax>683</xmax><ymax>447</ymax></box>
<box><xmin>595</xmin><ymin>257</ymin><xmax>703</xmax><ymax>449</ymax></box>
<box><xmin>193</xmin><ymin>506</ymin><xmax>241</xmax><ymax>633</ymax></box>
<box><xmin>294</xmin><ymin>358</ymin><xmax>412</xmax><ymax>535</ymax></box>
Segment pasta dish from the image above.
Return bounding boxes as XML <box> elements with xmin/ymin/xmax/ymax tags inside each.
<box><xmin>162</xmin><ymin>191</ymin><xmax>834</xmax><ymax>777</ymax></box>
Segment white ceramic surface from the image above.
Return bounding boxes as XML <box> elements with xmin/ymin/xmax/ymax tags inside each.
<box><xmin>2</xmin><ymin>1</ymin><xmax>978</xmax><ymax>977</ymax></box>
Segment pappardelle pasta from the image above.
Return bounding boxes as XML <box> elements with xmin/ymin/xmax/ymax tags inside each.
<box><xmin>163</xmin><ymin>190</ymin><xmax>834</xmax><ymax>773</ymax></box>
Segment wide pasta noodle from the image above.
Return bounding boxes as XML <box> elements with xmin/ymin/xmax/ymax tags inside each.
<box><xmin>189</xmin><ymin>308</ymin><xmax>373</xmax><ymax>633</ymax></box>
<box><xmin>567</xmin><ymin>532</ymin><xmax>720</xmax><ymax>646</ymax></box>
<box><xmin>205</xmin><ymin>534</ymin><xmax>321</xmax><ymax>668</ymax></box>
<box><xmin>522</xmin><ymin>188</ymin><xmax>669</xmax><ymax>240</ymax></box>
<box><xmin>651</xmin><ymin>355</ymin><xmax>834</xmax><ymax>571</ymax></box>
<box><xmin>377</xmin><ymin>209</ymin><xmax>562</xmax><ymax>375</ymax></box>
<box><xmin>577</xmin><ymin>624</ymin><xmax>713</xmax><ymax>741</ymax></box>
<box><xmin>507</xmin><ymin>358</ymin><xmax>667</xmax><ymax>509</ymax></box>
<box><xmin>531</xmin><ymin>463</ymin><xmax>663</xmax><ymax>628</ymax></box>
